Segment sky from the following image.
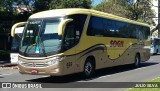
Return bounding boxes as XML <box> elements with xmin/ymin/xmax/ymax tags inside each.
<box><xmin>92</xmin><ymin>0</ymin><xmax>103</xmax><ymax>6</ymax></box>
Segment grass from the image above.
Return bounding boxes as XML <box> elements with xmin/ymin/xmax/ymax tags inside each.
<box><xmin>127</xmin><ymin>77</ymin><xmax>160</xmax><ymax>91</ymax></box>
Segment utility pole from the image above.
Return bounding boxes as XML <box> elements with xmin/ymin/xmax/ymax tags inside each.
<box><xmin>158</xmin><ymin>0</ymin><xmax>160</xmax><ymax>37</ymax></box>
<box><xmin>148</xmin><ymin>0</ymin><xmax>159</xmax><ymax>37</ymax></box>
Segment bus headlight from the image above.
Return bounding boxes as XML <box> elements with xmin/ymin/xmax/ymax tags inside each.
<box><xmin>46</xmin><ymin>57</ymin><xmax>64</xmax><ymax>65</ymax></box>
<box><xmin>18</xmin><ymin>60</ymin><xmax>25</xmax><ymax>64</ymax></box>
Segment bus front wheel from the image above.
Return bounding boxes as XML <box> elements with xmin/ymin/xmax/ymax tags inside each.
<box><xmin>83</xmin><ymin>59</ymin><xmax>95</xmax><ymax>78</ymax></box>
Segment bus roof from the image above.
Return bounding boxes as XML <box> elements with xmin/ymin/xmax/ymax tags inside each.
<box><xmin>29</xmin><ymin>8</ymin><xmax>149</xmax><ymax>27</ymax></box>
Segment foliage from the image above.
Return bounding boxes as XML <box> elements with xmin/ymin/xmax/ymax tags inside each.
<box><xmin>34</xmin><ymin>0</ymin><xmax>92</xmax><ymax>12</ymax></box>
<box><xmin>128</xmin><ymin>0</ymin><xmax>155</xmax><ymax>25</ymax></box>
<box><xmin>0</xmin><ymin>0</ymin><xmax>15</xmax><ymax>12</ymax></box>
<box><xmin>94</xmin><ymin>0</ymin><xmax>155</xmax><ymax>25</ymax></box>
<box><xmin>0</xmin><ymin>0</ymin><xmax>92</xmax><ymax>33</ymax></box>
<box><xmin>33</xmin><ymin>0</ymin><xmax>50</xmax><ymax>12</ymax></box>
<box><xmin>49</xmin><ymin>0</ymin><xmax>91</xmax><ymax>9</ymax></box>
<box><xmin>94</xmin><ymin>0</ymin><xmax>131</xmax><ymax>18</ymax></box>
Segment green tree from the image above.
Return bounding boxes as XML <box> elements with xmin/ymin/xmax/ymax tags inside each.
<box><xmin>49</xmin><ymin>0</ymin><xmax>91</xmax><ymax>9</ymax></box>
<box><xmin>0</xmin><ymin>0</ymin><xmax>15</xmax><ymax>12</ymax></box>
<box><xmin>34</xmin><ymin>0</ymin><xmax>92</xmax><ymax>12</ymax></box>
<box><xmin>34</xmin><ymin>0</ymin><xmax>50</xmax><ymax>12</ymax></box>
<box><xmin>128</xmin><ymin>0</ymin><xmax>155</xmax><ymax>25</ymax></box>
<box><xmin>94</xmin><ymin>0</ymin><xmax>155</xmax><ymax>25</ymax></box>
<box><xmin>94</xmin><ymin>0</ymin><xmax>131</xmax><ymax>18</ymax></box>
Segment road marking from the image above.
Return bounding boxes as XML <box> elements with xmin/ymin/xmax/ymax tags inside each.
<box><xmin>78</xmin><ymin>75</ymin><xmax>113</xmax><ymax>82</ymax></box>
<box><xmin>41</xmin><ymin>75</ymin><xmax>50</xmax><ymax>78</ymax></box>
<box><xmin>82</xmin><ymin>66</ymin><xmax>153</xmax><ymax>81</ymax></box>
<box><xmin>95</xmin><ymin>67</ymin><xmax>149</xmax><ymax>79</ymax></box>
<box><xmin>150</xmin><ymin>77</ymin><xmax>160</xmax><ymax>81</ymax></box>
<box><xmin>0</xmin><ymin>73</ymin><xmax>13</xmax><ymax>77</ymax></box>
<box><xmin>79</xmin><ymin>66</ymin><xmax>151</xmax><ymax>82</ymax></box>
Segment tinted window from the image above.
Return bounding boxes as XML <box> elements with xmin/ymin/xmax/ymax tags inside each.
<box><xmin>115</xmin><ymin>21</ymin><xmax>130</xmax><ymax>38</ymax></box>
<box><xmin>155</xmin><ymin>39</ymin><xmax>160</xmax><ymax>45</ymax></box>
<box><xmin>143</xmin><ymin>27</ymin><xmax>150</xmax><ymax>39</ymax></box>
<box><xmin>103</xmin><ymin>19</ymin><xmax>116</xmax><ymax>37</ymax></box>
<box><xmin>87</xmin><ymin>16</ymin><xmax>150</xmax><ymax>40</ymax></box>
<box><xmin>68</xmin><ymin>14</ymin><xmax>87</xmax><ymax>37</ymax></box>
<box><xmin>87</xmin><ymin>16</ymin><xmax>103</xmax><ymax>36</ymax></box>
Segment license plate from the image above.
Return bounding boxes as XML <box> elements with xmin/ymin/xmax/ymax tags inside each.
<box><xmin>31</xmin><ymin>69</ymin><xmax>38</xmax><ymax>74</ymax></box>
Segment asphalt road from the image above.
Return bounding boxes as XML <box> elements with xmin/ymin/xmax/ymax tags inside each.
<box><xmin>0</xmin><ymin>55</ymin><xmax>160</xmax><ymax>91</ymax></box>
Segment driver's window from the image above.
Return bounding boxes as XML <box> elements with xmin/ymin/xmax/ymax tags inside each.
<box><xmin>62</xmin><ymin>14</ymin><xmax>87</xmax><ymax>51</ymax></box>
<box><xmin>63</xmin><ymin>22</ymin><xmax>75</xmax><ymax>50</ymax></box>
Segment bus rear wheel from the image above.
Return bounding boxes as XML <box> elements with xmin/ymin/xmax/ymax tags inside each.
<box><xmin>83</xmin><ymin>59</ymin><xmax>95</xmax><ymax>78</ymax></box>
<box><xmin>133</xmin><ymin>54</ymin><xmax>140</xmax><ymax>67</ymax></box>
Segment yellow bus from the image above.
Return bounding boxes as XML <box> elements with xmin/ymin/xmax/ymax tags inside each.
<box><xmin>12</xmin><ymin>8</ymin><xmax>150</xmax><ymax>77</ymax></box>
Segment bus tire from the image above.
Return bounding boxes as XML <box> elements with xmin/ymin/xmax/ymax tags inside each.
<box><xmin>133</xmin><ymin>54</ymin><xmax>140</xmax><ymax>67</ymax></box>
<box><xmin>83</xmin><ymin>58</ymin><xmax>95</xmax><ymax>78</ymax></box>
<box><xmin>153</xmin><ymin>49</ymin><xmax>158</xmax><ymax>55</ymax></box>
<box><xmin>156</xmin><ymin>49</ymin><xmax>158</xmax><ymax>54</ymax></box>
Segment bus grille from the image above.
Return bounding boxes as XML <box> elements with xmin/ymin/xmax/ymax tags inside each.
<box><xmin>21</xmin><ymin>62</ymin><xmax>48</xmax><ymax>67</ymax></box>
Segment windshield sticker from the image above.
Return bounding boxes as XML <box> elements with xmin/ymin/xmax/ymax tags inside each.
<box><xmin>35</xmin><ymin>46</ymin><xmax>40</xmax><ymax>53</ymax></box>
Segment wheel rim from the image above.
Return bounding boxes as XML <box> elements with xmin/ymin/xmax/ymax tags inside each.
<box><xmin>135</xmin><ymin>56</ymin><xmax>139</xmax><ymax>66</ymax></box>
<box><xmin>85</xmin><ymin>62</ymin><xmax>92</xmax><ymax>76</ymax></box>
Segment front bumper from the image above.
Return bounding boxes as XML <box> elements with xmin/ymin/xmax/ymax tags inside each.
<box><xmin>18</xmin><ymin>55</ymin><xmax>64</xmax><ymax>76</ymax></box>
<box><xmin>18</xmin><ymin>63</ymin><xmax>63</xmax><ymax>76</ymax></box>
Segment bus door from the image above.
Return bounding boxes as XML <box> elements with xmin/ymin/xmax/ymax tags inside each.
<box><xmin>62</xmin><ymin>21</ymin><xmax>77</xmax><ymax>74</ymax></box>
<box><xmin>64</xmin><ymin>15</ymin><xmax>87</xmax><ymax>73</ymax></box>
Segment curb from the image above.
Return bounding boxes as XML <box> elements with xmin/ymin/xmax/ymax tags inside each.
<box><xmin>0</xmin><ymin>63</ymin><xmax>17</xmax><ymax>67</ymax></box>
<box><xmin>0</xmin><ymin>63</ymin><xmax>18</xmax><ymax>69</ymax></box>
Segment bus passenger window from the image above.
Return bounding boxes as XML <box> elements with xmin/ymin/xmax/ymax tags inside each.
<box><xmin>87</xmin><ymin>16</ymin><xmax>103</xmax><ymax>36</ymax></box>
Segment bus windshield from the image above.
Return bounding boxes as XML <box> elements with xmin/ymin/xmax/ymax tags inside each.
<box><xmin>20</xmin><ymin>18</ymin><xmax>62</xmax><ymax>57</ymax></box>
<box><xmin>11</xmin><ymin>33</ymin><xmax>22</xmax><ymax>52</ymax></box>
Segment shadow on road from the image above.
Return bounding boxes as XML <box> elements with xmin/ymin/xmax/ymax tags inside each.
<box><xmin>27</xmin><ymin>62</ymin><xmax>159</xmax><ymax>83</ymax></box>
<box><xmin>151</xmin><ymin>53</ymin><xmax>160</xmax><ymax>56</ymax></box>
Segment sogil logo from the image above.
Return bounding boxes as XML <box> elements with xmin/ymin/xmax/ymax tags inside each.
<box><xmin>110</xmin><ymin>40</ymin><xmax>124</xmax><ymax>47</ymax></box>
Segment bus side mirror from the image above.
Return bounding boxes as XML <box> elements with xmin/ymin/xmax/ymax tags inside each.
<box><xmin>58</xmin><ymin>19</ymin><xmax>73</xmax><ymax>35</ymax></box>
<box><xmin>11</xmin><ymin>22</ymin><xmax>26</xmax><ymax>37</ymax></box>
